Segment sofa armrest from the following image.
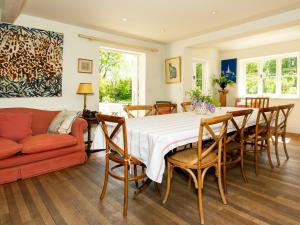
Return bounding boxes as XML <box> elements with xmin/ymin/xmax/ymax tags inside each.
<box><xmin>71</xmin><ymin>118</ymin><xmax>88</xmax><ymax>150</ymax></box>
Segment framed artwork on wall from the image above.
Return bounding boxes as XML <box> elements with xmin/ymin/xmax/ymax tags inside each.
<box><xmin>221</xmin><ymin>58</ymin><xmax>237</xmax><ymax>83</ymax></box>
<box><xmin>165</xmin><ymin>57</ymin><xmax>181</xmax><ymax>84</ymax></box>
<box><xmin>0</xmin><ymin>23</ymin><xmax>63</xmax><ymax>98</ymax></box>
<box><xmin>78</xmin><ymin>58</ymin><xmax>93</xmax><ymax>74</ymax></box>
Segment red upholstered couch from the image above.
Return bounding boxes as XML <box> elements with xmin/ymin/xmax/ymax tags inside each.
<box><xmin>0</xmin><ymin>108</ymin><xmax>88</xmax><ymax>184</ymax></box>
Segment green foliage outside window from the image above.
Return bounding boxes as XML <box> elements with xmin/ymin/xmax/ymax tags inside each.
<box><xmin>246</xmin><ymin>62</ymin><xmax>259</xmax><ymax>94</ymax></box>
<box><xmin>99</xmin><ymin>50</ymin><xmax>132</xmax><ymax>103</ymax></box>
<box><xmin>245</xmin><ymin>56</ymin><xmax>298</xmax><ymax>96</ymax></box>
<box><xmin>196</xmin><ymin>63</ymin><xmax>202</xmax><ymax>89</ymax></box>
<box><xmin>263</xmin><ymin>59</ymin><xmax>276</xmax><ymax>94</ymax></box>
<box><xmin>281</xmin><ymin>57</ymin><xmax>297</xmax><ymax>95</ymax></box>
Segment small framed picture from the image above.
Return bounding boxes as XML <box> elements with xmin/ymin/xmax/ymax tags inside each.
<box><xmin>78</xmin><ymin>58</ymin><xmax>93</xmax><ymax>74</ymax></box>
<box><xmin>165</xmin><ymin>57</ymin><xmax>181</xmax><ymax>84</ymax></box>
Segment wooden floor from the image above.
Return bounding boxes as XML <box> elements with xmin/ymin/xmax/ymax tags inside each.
<box><xmin>1</xmin><ymin>134</ymin><xmax>300</xmax><ymax>225</ymax></box>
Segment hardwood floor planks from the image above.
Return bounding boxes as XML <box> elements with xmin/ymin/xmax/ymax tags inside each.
<box><xmin>1</xmin><ymin>133</ymin><xmax>300</xmax><ymax>224</ymax></box>
<box><xmin>24</xmin><ymin>179</ymin><xmax>56</xmax><ymax>225</ymax></box>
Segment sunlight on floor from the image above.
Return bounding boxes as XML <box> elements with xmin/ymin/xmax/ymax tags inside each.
<box><xmin>272</xmin><ymin>136</ymin><xmax>291</xmax><ymax>144</ymax></box>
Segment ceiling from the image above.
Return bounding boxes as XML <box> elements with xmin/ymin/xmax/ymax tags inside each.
<box><xmin>21</xmin><ymin>0</ymin><xmax>300</xmax><ymax>43</ymax></box>
<box><xmin>197</xmin><ymin>25</ymin><xmax>300</xmax><ymax>51</ymax></box>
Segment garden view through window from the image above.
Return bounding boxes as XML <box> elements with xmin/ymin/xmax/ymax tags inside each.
<box><xmin>99</xmin><ymin>49</ymin><xmax>139</xmax><ymax>115</ymax></box>
<box><xmin>193</xmin><ymin>61</ymin><xmax>204</xmax><ymax>91</ymax></box>
<box><xmin>241</xmin><ymin>53</ymin><xmax>298</xmax><ymax>97</ymax></box>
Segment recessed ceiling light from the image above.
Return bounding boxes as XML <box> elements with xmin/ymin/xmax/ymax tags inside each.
<box><xmin>122</xmin><ymin>18</ymin><xmax>128</xmax><ymax>22</ymax></box>
<box><xmin>211</xmin><ymin>10</ymin><xmax>217</xmax><ymax>15</ymax></box>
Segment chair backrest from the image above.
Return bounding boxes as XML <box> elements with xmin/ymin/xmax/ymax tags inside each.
<box><xmin>97</xmin><ymin>114</ymin><xmax>129</xmax><ymax>159</ymax></box>
<box><xmin>234</xmin><ymin>98</ymin><xmax>246</xmax><ymax>107</ymax></box>
<box><xmin>245</xmin><ymin>97</ymin><xmax>269</xmax><ymax>108</ymax></box>
<box><xmin>181</xmin><ymin>102</ymin><xmax>192</xmax><ymax>112</ymax></box>
<box><xmin>274</xmin><ymin>104</ymin><xmax>294</xmax><ymax>133</ymax></box>
<box><xmin>123</xmin><ymin>105</ymin><xmax>153</xmax><ymax>118</ymax></box>
<box><xmin>196</xmin><ymin>113</ymin><xmax>232</xmax><ymax>168</ymax></box>
<box><xmin>255</xmin><ymin>106</ymin><xmax>278</xmax><ymax>135</ymax></box>
<box><xmin>226</xmin><ymin>109</ymin><xmax>253</xmax><ymax>144</ymax></box>
<box><xmin>154</xmin><ymin>102</ymin><xmax>177</xmax><ymax>115</ymax></box>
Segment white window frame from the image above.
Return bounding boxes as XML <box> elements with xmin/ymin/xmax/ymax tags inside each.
<box><xmin>238</xmin><ymin>52</ymin><xmax>300</xmax><ymax>99</ymax></box>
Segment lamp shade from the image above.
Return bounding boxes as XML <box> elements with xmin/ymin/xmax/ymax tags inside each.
<box><xmin>77</xmin><ymin>83</ymin><xmax>94</xmax><ymax>94</ymax></box>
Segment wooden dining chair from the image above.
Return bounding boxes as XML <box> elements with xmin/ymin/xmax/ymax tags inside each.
<box><xmin>97</xmin><ymin>114</ymin><xmax>146</xmax><ymax>217</ymax></box>
<box><xmin>245</xmin><ymin>97</ymin><xmax>269</xmax><ymax>108</ymax></box>
<box><xmin>181</xmin><ymin>101</ymin><xmax>192</xmax><ymax>112</ymax></box>
<box><xmin>244</xmin><ymin>106</ymin><xmax>278</xmax><ymax>174</ymax></box>
<box><xmin>234</xmin><ymin>98</ymin><xmax>246</xmax><ymax>107</ymax></box>
<box><xmin>163</xmin><ymin>113</ymin><xmax>232</xmax><ymax>224</ymax></box>
<box><xmin>271</xmin><ymin>104</ymin><xmax>294</xmax><ymax>166</ymax></box>
<box><xmin>223</xmin><ymin>109</ymin><xmax>253</xmax><ymax>193</ymax></box>
<box><xmin>123</xmin><ymin>105</ymin><xmax>153</xmax><ymax>118</ymax></box>
<box><xmin>154</xmin><ymin>102</ymin><xmax>177</xmax><ymax>115</ymax></box>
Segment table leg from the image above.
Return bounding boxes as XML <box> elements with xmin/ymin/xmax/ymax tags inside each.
<box><xmin>134</xmin><ymin>178</ymin><xmax>160</xmax><ymax>198</ymax></box>
<box><xmin>86</xmin><ymin>120</ymin><xmax>92</xmax><ymax>157</ymax></box>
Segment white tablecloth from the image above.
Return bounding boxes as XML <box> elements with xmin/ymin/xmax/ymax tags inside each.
<box><xmin>91</xmin><ymin>107</ymin><xmax>259</xmax><ymax>183</ymax></box>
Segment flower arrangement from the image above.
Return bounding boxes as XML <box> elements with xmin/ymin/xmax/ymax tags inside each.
<box><xmin>212</xmin><ymin>74</ymin><xmax>234</xmax><ymax>90</ymax></box>
<box><xmin>186</xmin><ymin>88</ymin><xmax>219</xmax><ymax>114</ymax></box>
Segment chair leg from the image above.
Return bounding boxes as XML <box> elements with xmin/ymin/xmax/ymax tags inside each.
<box><xmin>274</xmin><ymin>135</ymin><xmax>280</xmax><ymax>167</ymax></box>
<box><xmin>254</xmin><ymin>140</ymin><xmax>258</xmax><ymax>175</ymax></box>
<box><xmin>216</xmin><ymin>164</ymin><xmax>227</xmax><ymax>205</ymax></box>
<box><xmin>100</xmin><ymin>157</ymin><xmax>109</xmax><ymax>200</ymax></box>
<box><xmin>197</xmin><ymin>169</ymin><xmax>204</xmax><ymax>225</ymax></box>
<box><xmin>282</xmin><ymin>134</ymin><xmax>289</xmax><ymax>160</ymax></box>
<box><xmin>266</xmin><ymin>138</ymin><xmax>274</xmax><ymax>169</ymax></box>
<box><xmin>222</xmin><ymin>150</ymin><xmax>227</xmax><ymax>193</ymax></box>
<box><xmin>240</xmin><ymin>144</ymin><xmax>247</xmax><ymax>182</ymax></box>
<box><xmin>123</xmin><ymin>162</ymin><xmax>129</xmax><ymax>217</ymax></box>
<box><xmin>163</xmin><ymin>161</ymin><xmax>173</xmax><ymax>204</ymax></box>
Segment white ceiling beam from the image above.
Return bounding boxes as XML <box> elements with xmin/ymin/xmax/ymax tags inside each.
<box><xmin>1</xmin><ymin>0</ymin><xmax>26</xmax><ymax>23</ymax></box>
<box><xmin>170</xmin><ymin>7</ymin><xmax>300</xmax><ymax>48</ymax></box>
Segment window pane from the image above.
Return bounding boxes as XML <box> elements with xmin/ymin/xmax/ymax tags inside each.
<box><xmin>196</xmin><ymin>63</ymin><xmax>202</xmax><ymax>89</ymax></box>
<box><xmin>246</xmin><ymin>62</ymin><xmax>259</xmax><ymax>94</ymax></box>
<box><xmin>263</xmin><ymin>59</ymin><xmax>276</xmax><ymax>94</ymax></box>
<box><xmin>282</xmin><ymin>76</ymin><xmax>297</xmax><ymax>94</ymax></box>
<box><xmin>282</xmin><ymin>57</ymin><xmax>297</xmax><ymax>94</ymax></box>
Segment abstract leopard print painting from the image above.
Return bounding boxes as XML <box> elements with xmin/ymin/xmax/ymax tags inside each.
<box><xmin>0</xmin><ymin>23</ymin><xmax>63</xmax><ymax>97</ymax></box>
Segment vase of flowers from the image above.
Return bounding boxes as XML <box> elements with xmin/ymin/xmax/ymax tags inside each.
<box><xmin>187</xmin><ymin>88</ymin><xmax>218</xmax><ymax>115</ymax></box>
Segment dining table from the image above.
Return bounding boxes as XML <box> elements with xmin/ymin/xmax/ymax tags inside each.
<box><xmin>91</xmin><ymin>107</ymin><xmax>259</xmax><ymax>184</ymax></box>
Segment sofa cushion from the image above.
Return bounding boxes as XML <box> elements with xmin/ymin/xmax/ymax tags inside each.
<box><xmin>0</xmin><ymin>137</ymin><xmax>22</xmax><ymax>159</ymax></box>
<box><xmin>0</xmin><ymin>108</ymin><xmax>59</xmax><ymax>135</ymax></box>
<box><xmin>0</xmin><ymin>146</ymin><xmax>83</xmax><ymax>169</ymax></box>
<box><xmin>0</xmin><ymin>113</ymin><xmax>32</xmax><ymax>141</ymax></box>
<box><xmin>20</xmin><ymin>134</ymin><xmax>78</xmax><ymax>154</ymax></box>
<box><xmin>48</xmin><ymin>111</ymin><xmax>81</xmax><ymax>134</ymax></box>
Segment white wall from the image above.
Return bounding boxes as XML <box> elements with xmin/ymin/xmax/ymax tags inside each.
<box><xmin>221</xmin><ymin>39</ymin><xmax>300</xmax><ymax>133</ymax></box>
<box><xmin>0</xmin><ymin>15</ymin><xmax>166</xmax><ymax>111</ymax></box>
<box><xmin>191</xmin><ymin>48</ymin><xmax>220</xmax><ymax>96</ymax></box>
<box><xmin>164</xmin><ymin>45</ymin><xmax>220</xmax><ymax>109</ymax></box>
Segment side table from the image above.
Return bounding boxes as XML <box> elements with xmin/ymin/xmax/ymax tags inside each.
<box><xmin>82</xmin><ymin>115</ymin><xmax>105</xmax><ymax>157</ymax></box>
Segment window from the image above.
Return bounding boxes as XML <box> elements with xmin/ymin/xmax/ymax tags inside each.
<box><xmin>193</xmin><ymin>60</ymin><xmax>206</xmax><ymax>92</ymax></box>
<box><xmin>239</xmin><ymin>53</ymin><xmax>299</xmax><ymax>98</ymax></box>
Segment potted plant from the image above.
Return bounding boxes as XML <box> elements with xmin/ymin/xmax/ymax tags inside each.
<box><xmin>213</xmin><ymin>74</ymin><xmax>234</xmax><ymax>90</ymax></box>
<box><xmin>186</xmin><ymin>88</ymin><xmax>219</xmax><ymax>114</ymax></box>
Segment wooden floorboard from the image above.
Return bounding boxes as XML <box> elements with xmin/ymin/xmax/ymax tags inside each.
<box><xmin>1</xmin><ymin>134</ymin><xmax>300</xmax><ymax>225</ymax></box>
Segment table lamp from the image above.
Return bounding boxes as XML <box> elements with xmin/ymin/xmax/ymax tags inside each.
<box><xmin>77</xmin><ymin>83</ymin><xmax>94</xmax><ymax>110</ymax></box>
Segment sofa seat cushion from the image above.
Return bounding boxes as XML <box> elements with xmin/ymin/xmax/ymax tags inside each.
<box><xmin>0</xmin><ymin>146</ymin><xmax>83</xmax><ymax>169</ymax></box>
<box><xmin>0</xmin><ymin>137</ymin><xmax>22</xmax><ymax>159</ymax></box>
<box><xmin>20</xmin><ymin>134</ymin><xmax>78</xmax><ymax>154</ymax></box>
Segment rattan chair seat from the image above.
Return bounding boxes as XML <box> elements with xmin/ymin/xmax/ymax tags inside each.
<box><xmin>168</xmin><ymin>148</ymin><xmax>218</xmax><ymax>169</ymax></box>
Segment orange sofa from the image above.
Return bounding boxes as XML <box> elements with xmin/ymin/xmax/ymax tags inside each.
<box><xmin>0</xmin><ymin>108</ymin><xmax>88</xmax><ymax>184</ymax></box>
